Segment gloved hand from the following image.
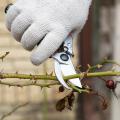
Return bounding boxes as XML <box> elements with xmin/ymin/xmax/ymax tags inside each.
<box><xmin>5</xmin><ymin>0</ymin><xmax>92</xmax><ymax>65</ymax></box>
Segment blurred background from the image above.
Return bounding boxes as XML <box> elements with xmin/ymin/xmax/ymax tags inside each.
<box><xmin>0</xmin><ymin>0</ymin><xmax>120</xmax><ymax>120</ymax></box>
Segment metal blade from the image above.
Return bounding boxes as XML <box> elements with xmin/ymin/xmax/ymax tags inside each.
<box><xmin>60</xmin><ymin>57</ymin><xmax>82</xmax><ymax>88</ymax></box>
<box><xmin>54</xmin><ymin>60</ymin><xmax>71</xmax><ymax>89</ymax></box>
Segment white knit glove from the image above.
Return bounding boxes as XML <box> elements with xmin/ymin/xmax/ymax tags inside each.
<box><xmin>6</xmin><ymin>0</ymin><xmax>92</xmax><ymax>65</ymax></box>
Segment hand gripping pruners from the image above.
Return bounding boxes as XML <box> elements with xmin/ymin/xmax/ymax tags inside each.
<box><xmin>52</xmin><ymin>35</ymin><xmax>82</xmax><ymax>89</ymax></box>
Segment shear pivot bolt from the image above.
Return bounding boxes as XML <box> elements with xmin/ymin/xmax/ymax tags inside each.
<box><xmin>60</xmin><ymin>54</ymin><xmax>69</xmax><ymax>61</ymax></box>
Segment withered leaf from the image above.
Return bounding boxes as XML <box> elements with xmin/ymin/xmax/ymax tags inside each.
<box><xmin>56</xmin><ymin>98</ymin><xmax>65</xmax><ymax>112</ymax></box>
<box><xmin>68</xmin><ymin>92</ymin><xmax>75</xmax><ymax>107</ymax></box>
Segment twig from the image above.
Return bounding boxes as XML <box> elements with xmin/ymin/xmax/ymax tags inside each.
<box><xmin>0</xmin><ymin>71</ymin><xmax>119</xmax><ymax>92</ymax></box>
<box><xmin>0</xmin><ymin>80</ymin><xmax>59</xmax><ymax>88</ymax></box>
<box><xmin>0</xmin><ymin>73</ymin><xmax>56</xmax><ymax>80</ymax></box>
<box><xmin>0</xmin><ymin>52</ymin><xmax>9</xmax><ymax>61</ymax></box>
<box><xmin>0</xmin><ymin>71</ymin><xmax>120</xmax><ymax>81</ymax></box>
<box><xmin>102</xmin><ymin>59</ymin><xmax>120</xmax><ymax>67</ymax></box>
<box><xmin>68</xmin><ymin>82</ymin><xmax>90</xmax><ymax>93</ymax></box>
<box><xmin>0</xmin><ymin>102</ymin><xmax>29</xmax><ymax>120</ymax></box>
<box><xmin>87</xmin><ymin>59</ymin><xmax>120</xmax><ymax>72</ymax></box>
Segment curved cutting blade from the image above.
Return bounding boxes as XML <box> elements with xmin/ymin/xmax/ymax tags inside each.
<box><xmin>60</xmin><ymin>57</ymin><xmax>82</xmax><ymax>88</ymax></box>
<box><xmin>54</xmin><ymin>61</ymin><xmax>71</xmax><ymax>89</ymax></box>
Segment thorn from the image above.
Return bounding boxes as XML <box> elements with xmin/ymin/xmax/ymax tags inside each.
<box><xmin>97</xmin><ymin>64</ymin><xmax>103</xmax><ymax>69</ymax></box>
<box><xmin>111</xmin><ymin>68</ymin><xmax>115</xmax><ymax>72</ymax></box>
<box><xmin>29</xmin><ymin>74</ymin><xmax>32</xmax><ymax>76</ymax></box>
<box><xmin>41</xmin><ymin>87</ymin><xmax>43</xmax><ymax>90</ymax></box>
<box><xmin>103</xmin><ymin>57</ymin><xmax>108</xmax><ymax>61</ymax></box>
<box><xmin>33</xmin><ymin>80</ymin><xmax>37</xmax><ymax>84</ymax></box>
<box><xmin>31</xmin><ymin>80</ymin><xmax>35</xmax><ymax>84</ymax></box>
<box><xmin>76</xmin><ymin>65</ymin><xmax>81</xmax><ymax>70</ymax></box>
<box><xmin>17</xmin><ymin>85</ymin><xmax>22</xmax><ymax>87</ymax></box>
<box><xmin>87</xmin><ymin>64</ymin><xmax>91</xmax><ymax>69</ymax></box>
<box><xmin>6</xmin><ymin>52</ymin><xmax>10</xmax><ymax>55</ymax></box>
<box><xmin>49</xmin><ymin>71</ymin><xmax>53</xmax><ymax>76</ymax></box>
<box><xmin>1</xmin><ymin>58</ymin><xmax>3</xmax><ymax>62</ymax></box>
<box><xmin>15</xmin><ymin>71</ymin><xmax>18</xmax><ymax>74</ymax></box>
<box><xmin>0</xmin><ymin>73</ymin><xmax>3</xmax><ymax>79</ymax></box>
<box><xmin>29</xmin><ymin>74</ymin><xmax>35</xmax><ymax>80</ymax></box>
<box><xmin>45</xmin><ymin>72</ymin><xmax>49</xmax><ymax>76</ymax></box>
<box><xmin>83</xmin><ymin>84</ymin><xmax>92</xmax><ymax>91</ymax></box>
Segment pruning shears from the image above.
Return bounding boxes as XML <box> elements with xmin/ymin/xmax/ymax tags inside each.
<box><xmin>52</xmin><ymin>35</ymin><xmax>82</xmax><ymax>89</ymax></box>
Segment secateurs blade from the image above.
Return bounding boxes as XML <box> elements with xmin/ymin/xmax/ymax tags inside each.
<box><xmin>52</xmin><ymin>35</ymin><xmax>82</xmax><ymax>89</ymax></box>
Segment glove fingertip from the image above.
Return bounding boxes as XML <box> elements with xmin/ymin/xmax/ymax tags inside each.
<box><xmin>30</xmin><ymin>54</ymin><xmax>42</xmax><ymax>66</ymax></box>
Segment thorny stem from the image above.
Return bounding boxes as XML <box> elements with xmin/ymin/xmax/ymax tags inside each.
<box><xmin>0</xmin><ymin>80</ymin><xmax>59</xmax><ymax>88</ymax></box>
<box><xmin>87</xmin><ymin>59</ymin><xmax>120</xmax><ymax>72</ymax></box>
<box><xmin>0</xmin><ymin>71</ymin><xmax>120</xmax><ymax>81</ymax></box>
<box><xmin>0</xmin><ymin>52</ymin><xmax>120</xmax><ymax>92</ymax></box>
<box><xmin>0</xmin><ymin>71</ymin><xmax>119</xmax><ymax>93</ymax></box>
<box><xmin>68</xmin><ymin>82</ymin><xmax>90</xmax><ymax>93</ymax></box>
<box><xmin>0</xmin><ymin>102</ymin><xmax>28</xmax><ymax>120</ymax></box>
<box><xmin>0</xmin><ymin>71</ymin><xmax>119</xmax><ymax>91</ymax></box>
